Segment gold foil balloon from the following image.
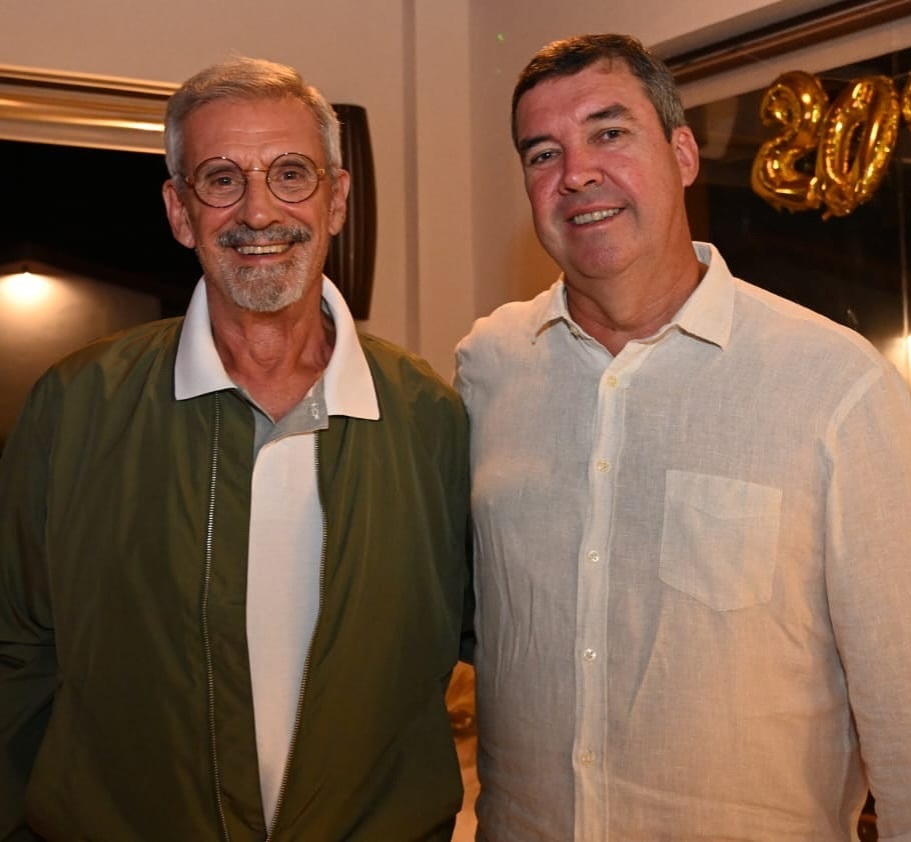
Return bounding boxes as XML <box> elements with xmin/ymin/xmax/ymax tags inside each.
<box><xmin>814</xmin><ymin>75</ymin><xmax>899</xmax><ymax>218</ymax></box>
<box><xmin>751</xmin><ymin>71</ymin><xmax>828</xmax><ymax>211</ymax></box>
<box><xmin>901</xmin><ymin>75</ymin><xmax>911</xmax><ymax>129</ymax></box>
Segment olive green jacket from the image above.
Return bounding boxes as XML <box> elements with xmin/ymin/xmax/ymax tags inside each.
<box><xmin>0</xmin><ymin>318</ymin><xmax>472</xmax><ymax>841</ymax></box>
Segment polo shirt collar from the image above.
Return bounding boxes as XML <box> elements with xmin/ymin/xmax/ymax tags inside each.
<box><xmin>174</xmin><ymin>276</ymin><xmax>379</xmax><ymax>420</ymax></box>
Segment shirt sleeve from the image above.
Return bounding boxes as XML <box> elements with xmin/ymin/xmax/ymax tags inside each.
<box><xmin>0</xmin><ymin>378</ymin><xmax>59</xmax><ymax>841</ymax></box>
<box><xmin>824</xmin><ymin>361</ymin><xmax>911</xmax><ymax>839</ymax></box>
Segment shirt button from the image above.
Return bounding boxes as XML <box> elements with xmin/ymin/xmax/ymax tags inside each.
<box><xmin>595</xmin><ymin>460</ymin><xmax>610</xmax><ymax>473</ymax></box>
<box><xmin>582</xmin><ymin>648</ymin><xmax>597</xmax><ymax>662</ymax></box>
<box><xmin>606</xmin><ymin>375</ymin><xmax>618</xmax><ymax>388</ymax></box>
<box><xmin>586</xmin><ymin>550</ymin><xmax>600</xmax><ymax>563</ymax></box>
<box><xmin>580</xmin><ymin>751</ymin><xmax>595</xmax><ymax>766</ymax></box>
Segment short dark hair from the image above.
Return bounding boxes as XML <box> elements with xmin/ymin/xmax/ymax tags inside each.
<box><xmin>511</xmin><ymin>34</ymin><xmax>686</xmax><ymax>148</ymax></box>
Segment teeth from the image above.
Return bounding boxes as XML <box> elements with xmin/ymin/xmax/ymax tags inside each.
<box><xmin>236</xmin><ymin>243</ymin><xmax>290</xmax><ymax>255</ymax></box>
<box><xmin>572</xmin><ymin>208</ymin><xmax>619</xmax><ymax>225</ymax></box>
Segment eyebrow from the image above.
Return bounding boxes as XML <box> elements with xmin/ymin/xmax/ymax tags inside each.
<box><xmin>588</xmin><ymin>103</ymin><xmax>631</xmax><ymax>123</ymax></box>
<box><xmin>517</xmin><ymin>102</ymin><xmax>633</xmax><ymax>156</ymax></box>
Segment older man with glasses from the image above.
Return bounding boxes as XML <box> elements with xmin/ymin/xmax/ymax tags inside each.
<box><xmin>0</xmin><ymin>57</ymin><xmax>472</xmax><ymax>842</ymax></box>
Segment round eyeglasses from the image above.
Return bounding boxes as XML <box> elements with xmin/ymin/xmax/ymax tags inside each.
<box><xmin>182</xmin><ymin>152</ymin><xmax>327</xmax><ymax>208</ymax></box>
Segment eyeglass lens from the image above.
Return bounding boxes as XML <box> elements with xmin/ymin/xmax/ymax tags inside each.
<box><xmin>189</xmin><ymin>153</ymin><xmax>323</xmax><ymax>207</ymax></box>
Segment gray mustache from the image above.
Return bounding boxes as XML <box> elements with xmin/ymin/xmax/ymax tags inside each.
<box><xmin>218</xmin><ymin>225</ymin><xmax>311</xmax><ymax>248</ymax></box>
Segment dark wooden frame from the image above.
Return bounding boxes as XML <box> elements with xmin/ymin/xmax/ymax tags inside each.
<box><xmin>666</xmin><ymin>0</ymin><xmax>911</xmax><ymax>85</ymax></box>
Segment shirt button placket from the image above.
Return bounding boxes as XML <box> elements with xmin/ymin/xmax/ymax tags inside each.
<box><xmin>573</xmin><ymin>363</ymin><xmax>622</xmax><ymax>840</ymax></box>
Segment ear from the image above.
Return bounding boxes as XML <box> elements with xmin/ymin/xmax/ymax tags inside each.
<box><xmin>671</xmin><ymin>126</ymin><xmax>700</xmax><ymax>188</ymax></box>
<box><xmin>162</xmin><ymin>179</ymin><xmax>197</xmax><ymax>249</ymax></box>
<box><xmin>327</xmin><ymin>169</ymin><xmax>351</xmax><ymax>236</ymax></box>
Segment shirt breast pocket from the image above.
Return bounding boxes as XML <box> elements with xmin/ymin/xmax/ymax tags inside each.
<box><xmin>658</xmin><ymin>470</ymin><xmax>782</xmax><ymax>611</ymax></box>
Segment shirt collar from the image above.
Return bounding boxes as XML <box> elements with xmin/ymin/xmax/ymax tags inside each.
<box><xmin>672</xmin><ymin>242</ymin><xmax>734</xmax><ymax>349</ymax></box>
<box><xmin>174</xmin><ymin>276</ymin><xmax>379</xmax><ymax>420</ymax></box>
<box><xmin>531</xmin><ymin>241</ymin><xmax>735</xmax><ymax>350</ymax></box>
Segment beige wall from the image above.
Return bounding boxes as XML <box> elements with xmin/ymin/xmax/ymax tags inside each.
<box><xmin>0</xmin><ymin>0</ymin><xmax>841</xmax><ymax>377</ymax></box>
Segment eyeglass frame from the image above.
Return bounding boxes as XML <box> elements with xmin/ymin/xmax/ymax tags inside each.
<box><xmin>180</xmin><ymin>152</ymin><xmax>329</xmax><ymax>208</ymax></box>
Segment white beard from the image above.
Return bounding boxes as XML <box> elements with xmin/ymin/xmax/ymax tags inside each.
<box><xmin>221</xmin><ymin>259</ymin><xmax>313</xmax><ymax>313</ymax></box>
<box><xmin>201</xmin><ymin>224</ymin><xmax>321</xmax><ymax>313</ymax></box>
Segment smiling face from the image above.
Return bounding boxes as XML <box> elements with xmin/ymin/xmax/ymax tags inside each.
<box><xmin>515</xmin><ymin>60</ymin><xmax>699</xmax><ymax>291</ymax></box>
<box><xmin>162</xmin><ymin>96</ymin><xmax>349</xmax><ymax>314</ymax></box>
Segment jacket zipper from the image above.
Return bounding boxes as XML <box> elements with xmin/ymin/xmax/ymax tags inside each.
<box><xmin>266</xmin><ymin>431</ymin><xmax>328</xmax><ymax>841</ymax></box>
<box><xmin>201</xmin><ymin>393</ymin><xmax>233</xmax><ymax>842</ymax></box>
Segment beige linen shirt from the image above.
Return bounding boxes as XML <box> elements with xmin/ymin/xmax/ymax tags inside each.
<box><xmin>455</xmin><ymin>243</ymin><xmax>911</xmax><ymax>841</ymax></box>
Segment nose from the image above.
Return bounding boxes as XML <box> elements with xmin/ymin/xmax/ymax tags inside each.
<box><xmin>560</xmin><ymin>146</ymin><xmax>604</xmax><ymax>194</ymax></box>
<box><xmin>233</xmin><ymin>170</ymin><xmax>282</xmax><ymax>228</ymax></box>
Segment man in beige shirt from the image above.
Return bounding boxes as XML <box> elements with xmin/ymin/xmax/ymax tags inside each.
<box><xmin>456</xmin><ymin>33</ymin><xmax>911</xmax><ymax>841</ymax></box>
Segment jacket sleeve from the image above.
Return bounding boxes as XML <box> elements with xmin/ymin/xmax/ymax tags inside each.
<box><xmin>0</xmin><ymin>379</ymin><xmax>58</xmax><ymax>841</ymax></box>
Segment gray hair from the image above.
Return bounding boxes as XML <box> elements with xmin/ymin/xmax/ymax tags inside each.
<box><xmin>164</xmin><ymin>56</ymin><xmax>342</xmax><ymax>180</ymax></box>
<box><xmin>511</xmin><ymin>34</ymin><xmax>686</xmax><ymax>147</ymax></box>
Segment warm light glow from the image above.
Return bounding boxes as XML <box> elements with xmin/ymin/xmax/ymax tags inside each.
<box><xmin>881</xmin><ymin>334</ymin><xmax>911</xmax><ymax>385</ymax></box>
<box><xmin>0</xmin><ymin>271</ymin><xmax>54</xmax><ymax>306</ymax></box>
